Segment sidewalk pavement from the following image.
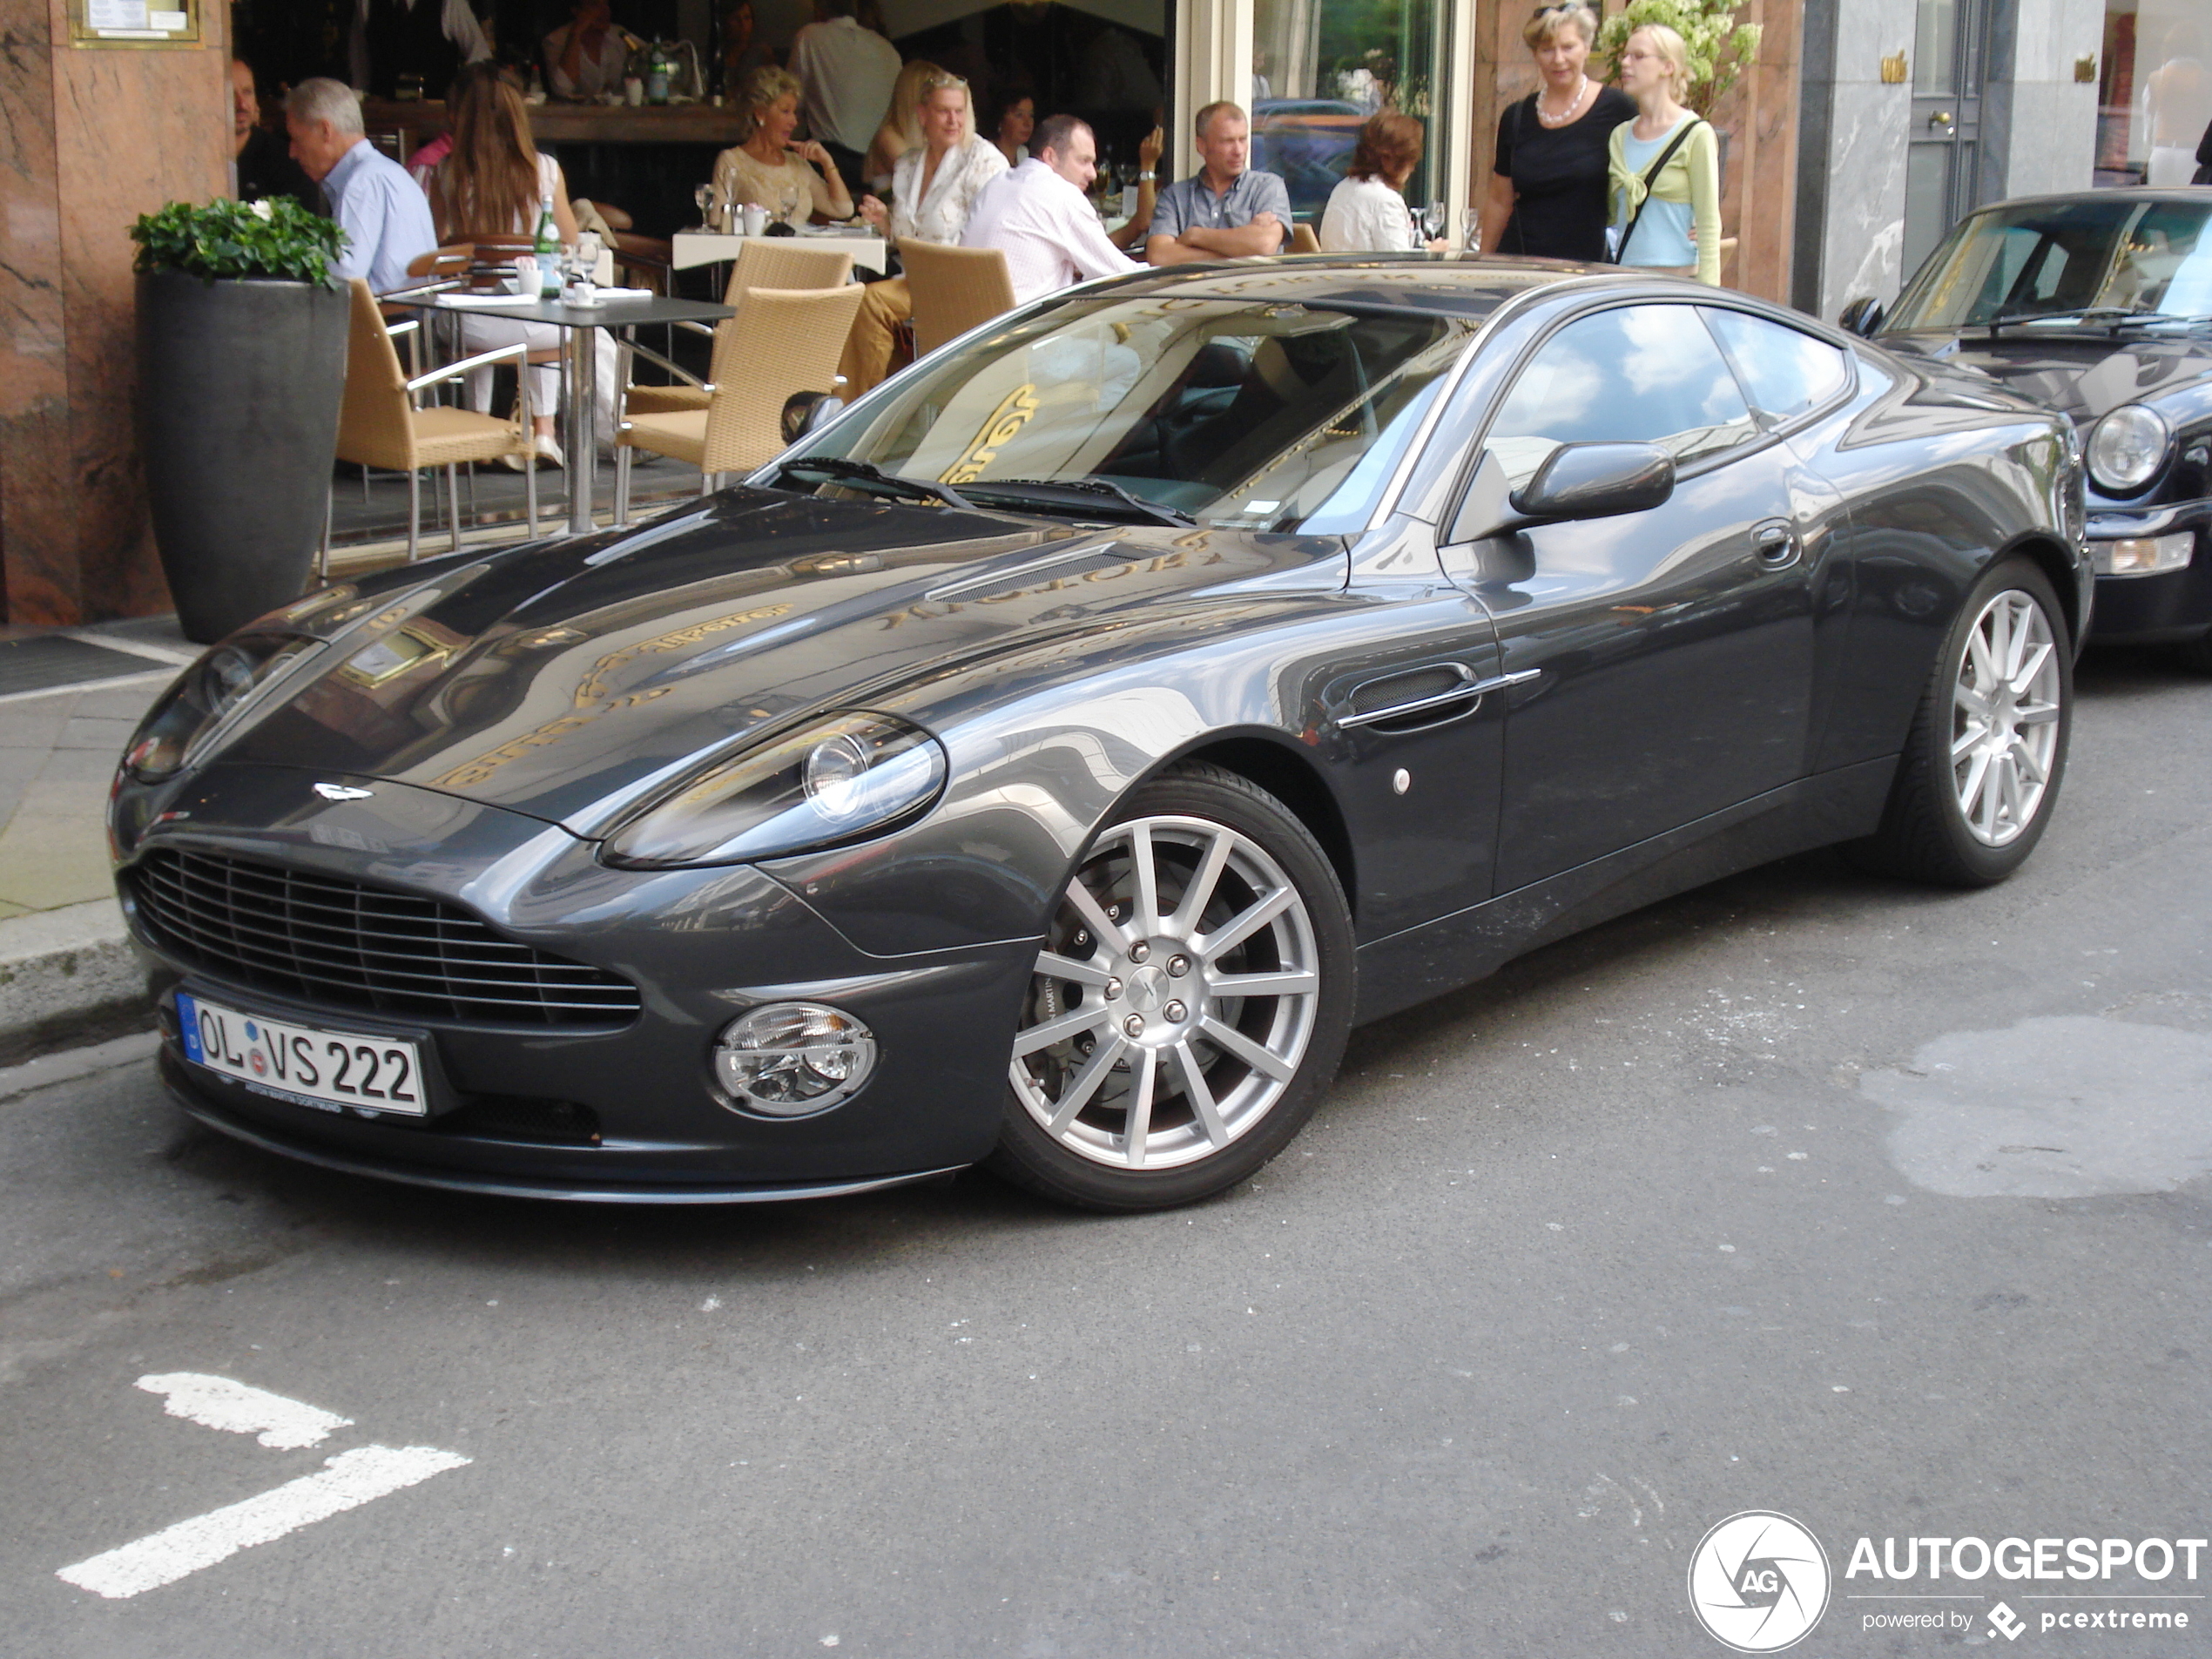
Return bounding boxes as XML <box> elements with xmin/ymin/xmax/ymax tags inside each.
<box><xmin>0</xmin><ymin>617</ymin><xmax>193</xmax><ymax>1063</ymax></box>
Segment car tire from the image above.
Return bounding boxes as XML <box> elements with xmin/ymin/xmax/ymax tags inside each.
<box><xmin>1848</xmin><ymin>555</ymin><xmax>2072</xmax><ymax>887</ymax></box>
<box><xmin>988</xmin><ymin>763</ymin><xmax>1355</xmax><ymax>1212</ymax></box>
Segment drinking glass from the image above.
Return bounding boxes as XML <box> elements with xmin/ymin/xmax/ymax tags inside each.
<box><xmin>779</xmin><ymin>186</ymin><xmax>800</xmax><ymax>226</ymax></box>
<box><xmin>694</xmin><ymin>183</ymin><xmax>715</xmax><ymax>231</ymax></box>
<box><xmin>1462</xmin><ymin>206</ymin><xmax>1482</xmax><ymax>253</ymax></box>
<box><xmin>1423</xmin><ymin>201</ymin><xmax>1446</xmax><ymax>242</ymax></box>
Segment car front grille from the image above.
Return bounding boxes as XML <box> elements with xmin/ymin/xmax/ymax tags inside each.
<box><xmin>129</xmin><ymin>846</ymin><xmax>641</xmax><ymax>1028</ymax></box>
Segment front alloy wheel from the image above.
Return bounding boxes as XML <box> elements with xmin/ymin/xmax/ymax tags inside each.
<box><xmin>1851</xmin><ymin>556</ymin><xmax>2072</xmax><ymax>886</ymax></box>
<box><xmin>992</xmin><ymin>765</ymin><xmax>1353</xmax><ymax>1211</ymax></box>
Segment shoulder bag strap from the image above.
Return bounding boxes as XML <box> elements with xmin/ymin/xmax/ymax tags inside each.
<box><xmin>1611</xmin><ymin>117</ymin><xmax>1703</xmax><ymax>265</ymax></box>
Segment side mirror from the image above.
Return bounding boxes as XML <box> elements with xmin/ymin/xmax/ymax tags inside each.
<box><xmin>1508</xmin><ymin>441</ymin><xmax>1675</xmax><ymax>521</ymax></box>
<box><xmin>1838</xmin><ymin>296</ymin><xmax>1885</xmax><ymax>338</ymax></box>
<box><xmin>780</xmin><ymin>391</ymin><xmax>845</xmax><ymax>444</ymax></box>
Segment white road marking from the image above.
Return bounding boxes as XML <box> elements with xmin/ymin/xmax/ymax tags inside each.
<box><xmin>57</xmin><ymin>1444</ymin><xmax>470</xmax><ymax>1599</ymax></box>
<box><xmin>136</xmin><ymin>1372</ymin><xmax>353</xmax><ymax>1450</ymax></box>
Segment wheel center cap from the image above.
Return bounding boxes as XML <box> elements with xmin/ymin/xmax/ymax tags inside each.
<box><xmin>1124</xmin><ymin>965</ymin><xmax>1170</xmax><ymax>1013</ymax></box>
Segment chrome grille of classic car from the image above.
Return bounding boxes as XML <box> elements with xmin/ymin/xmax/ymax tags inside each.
<box><xmin>129</xmin><ymin>847</ymin><xmax>641</xmax><ymax>1027</ymax></box>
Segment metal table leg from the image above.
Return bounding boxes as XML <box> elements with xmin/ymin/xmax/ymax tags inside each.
<box><xmin>566</xmin><ymin>321</ymin><xmax>597</xmax><ymax>536</ymax></box>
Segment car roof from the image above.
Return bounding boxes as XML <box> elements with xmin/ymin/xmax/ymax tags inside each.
<box><xmin>1069</xmin><ymin>253</ymin><xmax>1663</xmax><ymax>321</ymax></box>
<box><xmin>1965</xmin><ymin>186</ymin><xmax>2212</xmax><ymax>212</ymax></box>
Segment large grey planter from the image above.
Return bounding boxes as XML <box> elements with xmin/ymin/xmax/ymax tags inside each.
<box><xmin>136</xmin><ymin>270</ymin><xmax>347</xmax><ymax>644</ymax></box>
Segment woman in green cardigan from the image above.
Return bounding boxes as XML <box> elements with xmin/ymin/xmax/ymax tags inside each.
<box><xmin>1608</xmin><ymin>23</ymin><xmax>1722</xmax><ymax>286</ymax></box>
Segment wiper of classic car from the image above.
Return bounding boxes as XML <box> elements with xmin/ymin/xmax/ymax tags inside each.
<box><xmin>1979</xmin><ymin>307</ymin><xmax>2199</xmax><ymax>333</ymax></box>
<box><xmin>775</xmin><ymin>455</ymin><xmax>974</xmax><ymax>509</ymax></box>
<box><xmin>955</xmin><ymin>477</ymin><xmax>1197</xmax><ymax>528</ymax></box>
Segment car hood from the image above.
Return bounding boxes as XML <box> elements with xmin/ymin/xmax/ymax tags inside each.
<box><xmin>218</xmin><ymin>488</ymin><xmax>1345</xmax><ymax>833</ymax></box>
<box><xmin>1883</xmin><ymin>327</ymin><xmax>2212</xmax><ymax>423</ymax></box>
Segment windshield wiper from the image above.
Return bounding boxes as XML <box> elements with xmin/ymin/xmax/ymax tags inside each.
<box><xmin>956</xmin><ymin>477</ymin><xmax>1197</xmax><ymax>528</ymax></box>
<box><xmin>1979</xmin><ymin>307</ymin><xmax>2200</xmax><ymax>334</ymax></box>
<box><xmin>774</xmin><ymin>455</ymin><xmax>974</xmax><ymax>509</ymax></box>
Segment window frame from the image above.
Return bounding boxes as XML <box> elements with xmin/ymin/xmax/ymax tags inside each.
<box><xmin>1695</xmin><ymin>300</ymin><xmax>1861</xmax><ymax>438</ymax></box>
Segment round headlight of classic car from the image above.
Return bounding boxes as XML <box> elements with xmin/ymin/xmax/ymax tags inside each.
<box><xmin>2085</xmin><ymin>403</ymin><xmax>2171</xmax><ymax>495</ymax></box>
<box><xmin>603</xmin><ymin>711</ymin><xmax>948</xmax><ymax>868</ymax></box>
<box><xmin>711</xmin><ymin>1002</ymin><xmax>877</xmax><ymax>1116</ymax></box>
<box><xmin>123</xmin><ymin>632</ymin><xmax>325</xmax><ymax>782</ymax></box>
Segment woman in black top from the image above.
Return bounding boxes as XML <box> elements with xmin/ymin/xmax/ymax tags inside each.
<box><xmin>1479</xmin><ymin>2</ymin><xmax>1635</xmax><ymax>263</ymax></box>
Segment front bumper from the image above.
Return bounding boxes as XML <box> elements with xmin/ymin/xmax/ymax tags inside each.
<box><xmin>2084</xmin><ymin>500</ymin><xmax>2212</xmax><ymax>644</ymax></box>
<box><xmin>116</xmin><ymin>764</ymin><xmax>1033</xmax><ymax>1200</ymax></box>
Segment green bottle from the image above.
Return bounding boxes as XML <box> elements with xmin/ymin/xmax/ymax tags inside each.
<box><xmin>532</xmin><ymin>192</ymin><xmax>560</xmax><ymax>298</ymax></box>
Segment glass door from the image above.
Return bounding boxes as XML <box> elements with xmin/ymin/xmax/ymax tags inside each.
<box><xmin>1904</xmin><ymin>0</ymin><xmax>1993</xmax><ymax>273</ymax></box>
<box><xmin>1250</xmin><ymin>0</ymin><xmax>1444</xmax><ymax>229</ymax></box>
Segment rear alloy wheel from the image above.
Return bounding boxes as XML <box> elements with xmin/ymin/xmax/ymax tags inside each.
<box><xmin>1851</xmin><ymin>556</ymin><xmax>2071</xmax><ymax>886</ymax></box>
<box><xmin>990</xmin><ymin>764</ymin><xmax>1353</xmax><ymax>1211</ymax></box>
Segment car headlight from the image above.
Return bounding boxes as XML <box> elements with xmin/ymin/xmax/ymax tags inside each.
<box><xmin>603</xmin><ymin>712</ymin><xmax>948</xmax><ymax>868</ymax></box>
<box><xmin>2085</xmin><ymin>404</ymin><xmax>2171</xmax><ymax>495</ymax></box>
<box><xmin>122</xmin><ymin>632</ymin><xmax>326</xmax><ymax>783</ymax></box>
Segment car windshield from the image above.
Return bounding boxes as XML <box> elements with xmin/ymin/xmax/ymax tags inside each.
<box><xmin>1886</xmin><ymin>197</ymin><xmax>2212</xmax><ymax>330</ymax></box>
<box><xmin>784</xmin><ymin>294</ymin><xmax>1475</xmax><ymax>535</ymax></box>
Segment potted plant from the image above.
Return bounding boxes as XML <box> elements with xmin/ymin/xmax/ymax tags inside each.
<box><xmin>131</xmin><ymin>197</ymin><xmax>348</xmax><ymax>643</ymax></box>
<box><xmin>1596</xmin><ymin>0</ymin><xmax>1763</xmax><ymax>118</ymax></box>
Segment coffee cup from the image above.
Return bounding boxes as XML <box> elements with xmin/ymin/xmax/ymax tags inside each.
<box><xmin>739</xmin><ymin>202</ymin><xmax>768</xmax><ymax>237</ymax></box>
<box><xmin>509</xmin><ymin>255</ymin><xmax>538</xmax><ymax>295</ymax></box>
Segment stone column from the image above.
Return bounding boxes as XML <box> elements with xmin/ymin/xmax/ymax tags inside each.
<box><xmin>1793</xmin><ymin>0</ymin><xmax>1916</xmax><ymax>322</ymax></box>
<box><xmin>0</xmin><ymin>0</ymin><xmax>230</xmax><ymax>627</ymax></box>
<box><xmin>1982</xmin><ymin>0</ymin><xmax>2103</xmax><ymax>199</ymax></box>
<box><xmin>1171</xmin><ymin>0</ymin><xmax>1254</xmax><ymax>181</ymax></box>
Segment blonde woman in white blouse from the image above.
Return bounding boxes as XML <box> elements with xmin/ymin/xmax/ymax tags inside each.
<box><xmin>711</xmin><ymin>65</ymin><xmax>853</xmax><ymax>230</ymax></box>
<box><xmin>1319</xmin><ymin>112</ymin><xmax>1447</xmax><ymax>253</ymax></box>
<box><xmin>839</xmin><ymin>72</ymin><xmax>1008</xmax><ymax>396</ymax></box>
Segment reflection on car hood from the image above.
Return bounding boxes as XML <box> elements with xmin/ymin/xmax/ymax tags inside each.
<box><xmin>217</xmin><ymin>488</ymin><xmax>1345</xmax><ymax>831</ymax></box>
<box><xmin>1884</xmin><ymin>328</ymin><xmax>2212</xmax><ymax>422</ymax></box>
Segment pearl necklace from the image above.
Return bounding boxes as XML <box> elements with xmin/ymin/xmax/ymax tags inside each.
<box><xmin>1535</xmin><ymin>74</ymin><xmax>1592</xmax><ymax>126</ymax></box>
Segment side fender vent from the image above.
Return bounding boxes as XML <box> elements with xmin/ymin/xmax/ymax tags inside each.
<box><xmin>1339</xmin><ymin>662</ymin><xmax>1487</xmax><ymax>734</ymax></box>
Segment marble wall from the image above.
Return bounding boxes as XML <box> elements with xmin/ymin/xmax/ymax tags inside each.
<box><xmin>1984</xmin><ymin>0</ymin><xmax>2102</xmax><ymax>198</ymax></box>
<box><xmin>0</xmin><ymin>0</ymin><xmax>229</xmax><ymax>626</ymax></box>
<box><xmin>1793</xmin><ymin>0</ymin><xmax>1916</xmax><ymax>322</ymax></box>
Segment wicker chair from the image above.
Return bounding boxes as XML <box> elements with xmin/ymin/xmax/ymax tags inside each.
<box><xmin>901</xmin><ymin>239</ymin><xmax>1016</xmax><ymax>357</ymax></box>
<box><xmin>624</xmin><ymin>240</ymin><xmax>855</xmax><ymax>418</ymax></box>
<box><xmin>328</xmin><ymin>278</ymin><xmax>539</xmax><ymax>568</ymax></box>
<box><xmin>613</xmin><ymin>283</ymin><xmax>867</xmax><ymax>524</ymax></box>
<box><xmin>1290</xmin><ymin>222</ymin><xmax>1321</xmax><ymax>254</ymax></box>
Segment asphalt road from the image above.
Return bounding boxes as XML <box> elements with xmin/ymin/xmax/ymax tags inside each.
<box><xmin>4</xmin><ymin>649</ymin><xmax>2208</xmax><ymax>1659</ymax></box>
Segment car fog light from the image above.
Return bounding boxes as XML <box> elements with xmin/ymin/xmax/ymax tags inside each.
<box><xmin>711</xmin><ymin>1002</ymin><xmax>877</xmax><ymax>1116</ymax></box>
<box><xmin>2090</xmin><ymin>531</ymin><xmax>2195</xmax><ymax>577</ymax></box>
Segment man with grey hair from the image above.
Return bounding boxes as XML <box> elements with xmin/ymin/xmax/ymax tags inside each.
<box><xmin>286</xmin><ymin>78</ymin><xmax>437</xmax><ymax>293</ymax></box>
<box><xmin>1145</xmin><ymin>100</ymin><xmax>1289</xmax><ymax>266</ymax></box>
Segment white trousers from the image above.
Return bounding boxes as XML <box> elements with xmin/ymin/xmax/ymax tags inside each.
<box><xmin>455</xmin><ymin>315</ymin><xmax>619</xmax><ymax>448</ymax></box>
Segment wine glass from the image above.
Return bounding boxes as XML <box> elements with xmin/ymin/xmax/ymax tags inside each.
<box><xmin>1461</xmin><ymin>206</ymin><xmax>1482</xmax><ymax>253</ymax></box>
<box><xmin>694</xmin><ymin>183</ymin><xmax>715</xmax><ymax>231</ymax></box>
<box><xmin>1422</xmin><ymin>200</ymin><xmax>1446</xmax><ymax>243</ymax></box>
<box><xmin>779</xmin><ymin>186</ymin><xmax>800</xmax><ymax>226</ymax></box>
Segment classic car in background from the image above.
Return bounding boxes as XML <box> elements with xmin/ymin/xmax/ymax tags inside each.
<box><xmin>1843</xmin><ymin>188</ymin><xmax>2212</xmax><ymax>667</ymax></box>
<box><xmin>112</xmin><ymin>259</ymin><xmax>2086</xmax><ymax>1214</ymax></box>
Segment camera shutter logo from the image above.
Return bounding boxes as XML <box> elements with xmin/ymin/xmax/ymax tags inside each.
<box><xmin>1687</xmin><ymin>1511</ymin><xmax>1831</xmax><ymax>1652</ymax></box>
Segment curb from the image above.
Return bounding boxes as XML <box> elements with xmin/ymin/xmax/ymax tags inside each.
<box><xmin>0</xmin><ymin>899</ymin><xmax>155</xmax><ymax>1067</ymax></box>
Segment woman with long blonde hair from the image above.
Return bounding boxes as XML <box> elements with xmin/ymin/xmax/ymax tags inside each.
<box><xmin>866</xmin><ymin>59</ymin><xmax>947</xmax><ymax>192</ymax></box>
<box><xmin>1608</xmin><ymin>22</ymin><xmax>1722</xmax><ymax>284</ymax></box>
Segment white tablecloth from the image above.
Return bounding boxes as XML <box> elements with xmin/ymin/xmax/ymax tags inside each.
<box><xmin>671</xmin><ymin>231</ymin><xmax>890</xmax><ymax>277</ymax></box>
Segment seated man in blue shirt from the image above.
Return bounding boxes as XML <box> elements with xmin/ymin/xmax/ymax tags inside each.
<box><xmin>285</xmin><ymin>78</ymin><xmax>438</xmax><ymax>293</ymax></box>
<box><xmin>1145</xmin><ymin>100</ymin><xmax>1290</xmax><ymax>266</ymax></box>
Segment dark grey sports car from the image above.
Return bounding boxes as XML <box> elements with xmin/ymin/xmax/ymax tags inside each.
<box><xmin>1842</xmin><ymin>188</ymin><xmax>2212</xmax><ymax>664</ymax></box>
<box><xmin>111</xmin><ymin>258</ymin><xmax>2088</xmax><ymax>1212</ymax></box>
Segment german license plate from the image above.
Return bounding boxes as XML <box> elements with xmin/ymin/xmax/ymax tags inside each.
<box><xmin>177</xmin><ymin>992</ymin><xmax>428</xmax><ymax>1117</ymax></box>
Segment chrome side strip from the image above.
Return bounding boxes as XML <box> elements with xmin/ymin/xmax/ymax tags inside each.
<box><xmin>1337</xmin><ymin>667</ymin><xmax>1541</xmax><ymax>729</ymax></box>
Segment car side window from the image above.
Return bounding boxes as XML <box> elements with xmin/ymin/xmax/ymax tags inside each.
<box><xmin>1483</xmin><ymin>304</ymin><xmax>1761</xmax><ymax>489</ymax></box>
<box><xmin>1703</xmin><ymin>308</ymin><xmax>1851</xmax><ymax>425</ymax></box>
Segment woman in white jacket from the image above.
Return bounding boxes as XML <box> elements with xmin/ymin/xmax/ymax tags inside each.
<box><xmin>1319</xmin><ymin>112</ymin><xmax>1446</xmax><ymax>253</ymax></box>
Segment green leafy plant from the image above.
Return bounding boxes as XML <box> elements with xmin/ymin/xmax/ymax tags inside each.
<box><xmin>1596</xmin><ymin>0</ymin><xmax>1764</xmax><ymax>118</ymax></box>
<box><xmin>129</xmin><ymin>197</ymin><xmax>346</xmax><ymax>285</ymax></box>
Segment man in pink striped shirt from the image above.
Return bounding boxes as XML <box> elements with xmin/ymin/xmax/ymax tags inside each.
<box><xmin>960</xmin><ymin>114</ymin><xmax>1143</xmax><ymax>306</ymax></box>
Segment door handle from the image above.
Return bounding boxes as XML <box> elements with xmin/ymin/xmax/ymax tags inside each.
<box><xmin>1928</xmin><ymin>110</ymin><xmax>1955</xmax><ymax>132</ymax></box>
<box><xmin>1753</xmin><ymin>522</ymin><xmax>1800</xmax><ymax>566</ymax></box>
